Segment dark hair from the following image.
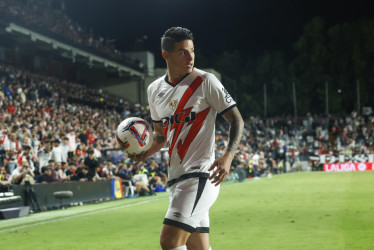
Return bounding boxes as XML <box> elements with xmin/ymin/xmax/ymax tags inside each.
<box><xmin>161</xmin><ymin>27</ymin><xmax>193</xmax><ymax>52</ymax></box>
<box><xmin>41</xmin><ymin>166</ymin><xmax>51</xmax><ymax>173</ymax></box>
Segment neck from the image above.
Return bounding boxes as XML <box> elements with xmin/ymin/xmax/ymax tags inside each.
<box><xmin>167</xmin><ymin>65</ymin><xmax>191</xmax><ymax>83</ymax></box>
<box><xmin>167</xmin><ymin>71</ymin><xmax>186</xmax><ymax>83</ymax></box>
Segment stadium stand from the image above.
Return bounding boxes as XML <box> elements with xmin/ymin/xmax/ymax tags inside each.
<box><xmin>1</xmin><ymin>59</ymin><xmax>373</xmax><ymax>185</ymax></box>
<box><xmin>0</xmin><ymin>0</ymin><xmax>373</xmax><ymax>216</ymax></box>
<box><xmin>0</xmin><ymin>0</ymin><xmax>143</xmax><ymax>71</ymax></box>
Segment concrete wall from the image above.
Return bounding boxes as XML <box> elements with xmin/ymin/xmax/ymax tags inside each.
<box><xmin>102</xmin><ymin>79</ymin><xmax>141</xmax><ymax>104</ymax></box>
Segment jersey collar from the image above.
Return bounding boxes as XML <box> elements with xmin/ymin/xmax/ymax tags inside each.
<box><xmin>165</xmin><ymin>73</ymin><xmax>190</xmax><ymax>87</ymax></box>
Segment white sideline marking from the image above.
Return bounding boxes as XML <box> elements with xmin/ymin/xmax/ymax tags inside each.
<box><xmin>0</xmin><ymin>197</ymin><xmax>167</xmax><ymax>234</ymax></box>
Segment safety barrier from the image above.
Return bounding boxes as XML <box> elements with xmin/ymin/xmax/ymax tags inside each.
<box><xmin>12</xmin><ymin>180</ymin><xmax>114</xmax><ymax>210</ymax></box>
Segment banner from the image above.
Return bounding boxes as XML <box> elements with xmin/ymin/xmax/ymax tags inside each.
<box><xmin>111</xmin><ymin>179</ymin><xmax>123</xmax><ymax>199</ymax></box>
<box><xmin>310</xmin><ymin>154</ymin><xmax>374</xmax><ymax>164</ymax></box>
<box><xmin>324</xmin><ymin>162</ymin><xmax>374</xmax><ymax>172</ymax></box>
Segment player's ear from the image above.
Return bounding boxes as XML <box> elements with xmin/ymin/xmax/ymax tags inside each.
<box><xmin>161</xmin><ymin>50</ymin><xmax>168</xmax><ymax>61</ymax></box>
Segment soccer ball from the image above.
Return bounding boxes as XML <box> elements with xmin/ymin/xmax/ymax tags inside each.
<box><xmin>116</xmin><ymin>117</ymin><xmax>153</xmax><ymax>154</ymax></box>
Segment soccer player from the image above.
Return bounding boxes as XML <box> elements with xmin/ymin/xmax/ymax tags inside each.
<box><xmin>130</xmin><ymin>27</ymin><xmax>244</xmax><ymax>250</ymax></box>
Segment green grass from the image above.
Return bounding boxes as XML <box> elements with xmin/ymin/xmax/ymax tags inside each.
<box><xmin>0</xmin><ymin>171</ymin><xmax>373</xmax><ymax>250</ymax></box>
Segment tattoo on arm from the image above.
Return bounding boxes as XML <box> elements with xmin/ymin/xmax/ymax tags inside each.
<box><xmin>222</xmin><ymin>107</ymin><xmax>244</xmax><ymax>155</ymax></box>
<box><xmin>154</xmin><ymin>135</ymin><xmax>165</xmax><ymax>145</ymax></box>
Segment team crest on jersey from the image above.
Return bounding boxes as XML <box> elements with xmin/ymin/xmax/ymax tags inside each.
<box><xmin>168</xmin><ymin>99</ymin><xmax>178</xmax><ymax>110</ymax></box>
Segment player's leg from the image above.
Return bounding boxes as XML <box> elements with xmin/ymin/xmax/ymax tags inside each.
<box><xmin>160</xmin><ymin>224</ymin><xmax>190</xmax><ymax>250</ymax></box>
<box><xmin>186</xmin><ymin>232</ymin><xmax>210</xmax><ymax>250</ymax></box>
<box><xmin>162</xmin><ymin>176</ymin><xmax>219</xmax><ymax>249</ymax></box>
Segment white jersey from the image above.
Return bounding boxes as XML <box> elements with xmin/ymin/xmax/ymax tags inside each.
<box><xmin>148</xmin><ymin>68</ymin><xmax>236</xmax><ymax>181</ymax></box>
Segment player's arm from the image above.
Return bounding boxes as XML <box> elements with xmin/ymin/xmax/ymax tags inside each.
<box><xmin>128</xmin><ymin>122</ymin><xmax>166</xmax><ymax>162</ymax></box>
<box><xmin>209</xmin><ymin>106</ymin><xmax>244</xmax><ymax>185</ymax></box>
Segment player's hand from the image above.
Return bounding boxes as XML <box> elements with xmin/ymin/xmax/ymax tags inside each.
<box><xmin>128</xmin><ymin>150</ymin><xmax>148</xmax><ymax>162</ymax></box>
<box><xmin>208</xmin><ymin>152</ymin><xmax>233</xmax><ymax>186</ymax></box>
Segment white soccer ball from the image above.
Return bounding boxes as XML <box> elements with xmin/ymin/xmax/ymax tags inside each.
<box><xmin>115</xmin><ymin>117</ymin><xmax>153</xmax><ymax>155</ymax></box>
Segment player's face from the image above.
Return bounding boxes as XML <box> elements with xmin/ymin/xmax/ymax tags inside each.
<box><xmin>166</xmin><ymin>40</ymin><xmax>195</xmax><ymax>76</ymax></box>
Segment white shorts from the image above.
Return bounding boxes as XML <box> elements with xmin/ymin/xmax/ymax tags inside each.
<box><xmin>163</xmin><ymin>173</ymin><xmax>220</xmax><ymax>233</ymax></box>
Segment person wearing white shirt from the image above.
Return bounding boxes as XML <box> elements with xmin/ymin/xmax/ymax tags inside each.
<box><xmin>3</xmin><ymin>133</ymin><xmax>21</xmax><ymax>174</ymax></box>
<box><xmin>252</xmin><ymin>151</ymin><xmax>261</xmax><ymax>179</ymax></box>
<box><xmin>60</xmin><ymin>137</ymin><xmax>69</xmax><ymax>163</ymax></box>
<box><xmin>51</xmin><ymin>139</ymin><xmax>62</xmax><ymax>165</ymax></box>
<box><xmin>66</xmin><ymin>131</ymin><xmax>76</xmax><ymax>159</ymax></box>
<box><xmin>38</xmin><ymin>142</ymin><xmax>52</xmax><ymax>169</ymax></box>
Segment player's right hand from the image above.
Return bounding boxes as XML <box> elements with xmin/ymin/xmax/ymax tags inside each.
<box><xmin>128</xmin><ymin>150</ymin><xmax>148</xmax><ymax>162</ymax></box>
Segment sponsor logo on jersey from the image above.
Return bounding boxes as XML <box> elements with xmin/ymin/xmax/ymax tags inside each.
<box><xmin>222</xmin><ymin>87</ymin><xmax>233</xmax><ymax>103</ymax></box>
<box><xmin>161</xmin><ymin>111</ymin><xmax>196</xmax><ymax>127</ymax></box>
<box><xmin>168</xmin><ymin>99</ymin><xmax>178</xmax><ymax>110</ymax></box>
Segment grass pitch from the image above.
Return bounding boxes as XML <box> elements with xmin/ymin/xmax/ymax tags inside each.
<box><xmin>0</xmin><ymin>171</ymin><xmax>373</xmax><ymax>250</ymax></box>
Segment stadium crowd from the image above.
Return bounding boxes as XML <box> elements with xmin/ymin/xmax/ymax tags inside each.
<box><xmin>0</xmin><ymin>0</ymin><xmax>143</xmax><ymax>70</ymax></box>
<box><xmin>1</xmin><ymin>61</ymin><xmax>374</xmax><ymax>194</ymax></box>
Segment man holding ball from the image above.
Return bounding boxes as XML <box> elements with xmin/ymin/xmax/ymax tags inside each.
<box><xmin>130</xmin><ymin>27</ymin><xmax>244</xmax><ymax>250</ymax></box>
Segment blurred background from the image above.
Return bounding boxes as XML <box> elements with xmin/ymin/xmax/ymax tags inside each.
<box><xmin>1</xmin><ymin>0</ymin><xmax>373</xmax><ymax>116</ymax></box>
<box><xmin>0</xmin><ymin>0</ymin><xmax>373</xmax><ymax>215</ymax></box>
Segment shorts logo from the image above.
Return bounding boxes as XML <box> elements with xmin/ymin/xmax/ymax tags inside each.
<box><xmin>173</xmin><ymin>212</ymin><xmax>182</xmax><ymax>218</ymax></box>
<box><xmin>168</xmin><ymin>99</ymin><xmax>178</xmax><ymax>110</ymax></box>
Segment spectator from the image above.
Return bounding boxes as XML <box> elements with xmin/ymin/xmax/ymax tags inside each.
<box><xmin>57</xmin><ymin>162</ymin><xmax>68</xmax><ymax>180</ymax></box>
<box><xmin>60</xmin><ymin>137</ymin><xmax>69</xmax><ymax>163</ymax></box>
<box><xmin>156</xmin><ymin>160</ymin><xmax>168</xmax><ymax>186</ymax></box>
<box><xmin>0</xmin><ymin>165</ymin><xmax>11</xmax><ymax>191</ymax></box>
<box><xmin>65</xmin><ymin>162</ymin><xmax>79</xmax><ymax>181</ymax></box>
<box><xmin>93</xmin><ymin>166</ymin><xmax>106</xmax><ymax>181</ymax></box>
<box><xmin>137</xmin><ymin>163</ymin><xmax>148</xmax><ymax>175</ymax></box>
<box><xmin>147</xmin><ymin>163</ymin><xmax>163</xmax><ymax>191</ymax></box>
<box><xmin>3</xmin><ymin>132</ymin><xmax>21</xmax><ymax>174</ymax></box>
<box><xmin>75</xmin><ymin>143</ymin><xmax>87</xmax><ymax>160</ymax></box>
<box><xmin>84</xmin><ymin>149</ymin><xmax>99</xmax><ymax>178</ymax></box>
<box><xmin>38</xmin><ymin>141</ymin><xmax>52</xmax><ymax>169</ymax></box>
<box><xmin>66</xmin><ymin>130</ymin><xmax>76</xmax><ymax>159</ymax></box>
<box><xmin>9</xmin><ymin>160</ymin><xmax>35</xmax><ymax>185</ymax></box>
<box><xmin>51</xmin><ymin>139</ymin><xmax>62</xmax><ymax>166</ymax></box>
<box><xmin>77</xmin><ymin>166</ymin><xmax>92</xmax><ymax>182</ymax></box>
<box><xmin>17</xmin><ymin>145</ymin><xmax>35</xmax><ymax>172</ymax></box>
<box><xmin>251</xmin><ymin>150</ymin><xmax>260</xmax><ymax>179</ymax></box>
<box><xmin>102</xmin><ymin>160</ymin><xmax>116</xmax><ymax>179</ymax></box>
<box><xmin>36</xmin><ymin>166</ymin><xmax>51</xmax><ymax>184</ymax></box>
<box><xmin>47</xmin><ymin>159</ymin><xmax>63</xmax><ymax>183</ymax></box>
<box><xmin>115</xmin><ymin>163</ymin><xmax>132</xmax><ymax>181</ymax></box>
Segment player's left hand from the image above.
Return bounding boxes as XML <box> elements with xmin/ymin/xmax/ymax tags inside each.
<box><xmin>208</xmin><ymin>152</ymin><xmax>233</xmax><ymax>186</ymax></box>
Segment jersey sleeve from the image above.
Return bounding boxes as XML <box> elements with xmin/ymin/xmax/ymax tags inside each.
<box><xmin>147</xmin><ymin>83</ymin><xmax>162</xmax><ymax>123</ymax></box>
<box><xmin>204</xmin><ymin>73</ymin><xmax>237</xmax><ymax>115</ymax></box>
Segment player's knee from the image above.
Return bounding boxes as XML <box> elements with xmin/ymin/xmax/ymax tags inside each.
<box><xmin>160</xmin><ymin>233</ymin><xmax>171</xmax><ymax>249</ymax></box>
<box><xmin>160</xmin><ymin>232</ymin><xmax>185</xmax><ymax>250</ymax></box>
<box><xmin>160</xmin><ymin>237</ymin><xmax>174</xmax><ymax>250</ymax></box>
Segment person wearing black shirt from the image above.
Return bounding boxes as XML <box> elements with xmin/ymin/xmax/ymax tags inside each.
<box><xmin>36</xmin><ymin>167</ymin><xmax>51</xmax><ymax>184</ymax></box>
<box><xmin>77</xmin><ymin>166</ymin><xmax>92</xmax><ymax>182</ymax></box>
<box><xmin>265</xmin><ymin>151</ymin><xmax>274</xmax><ymax>178</ymax></box>
<box><xmin>84</xmin><ymin>149</ymin><xmax>99</xmax><ymax>178</ymax></box>
<box><xmin>65</xmin><ymin>162</ymin><xmax>79</xmax><ymax>181</ymax></box>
